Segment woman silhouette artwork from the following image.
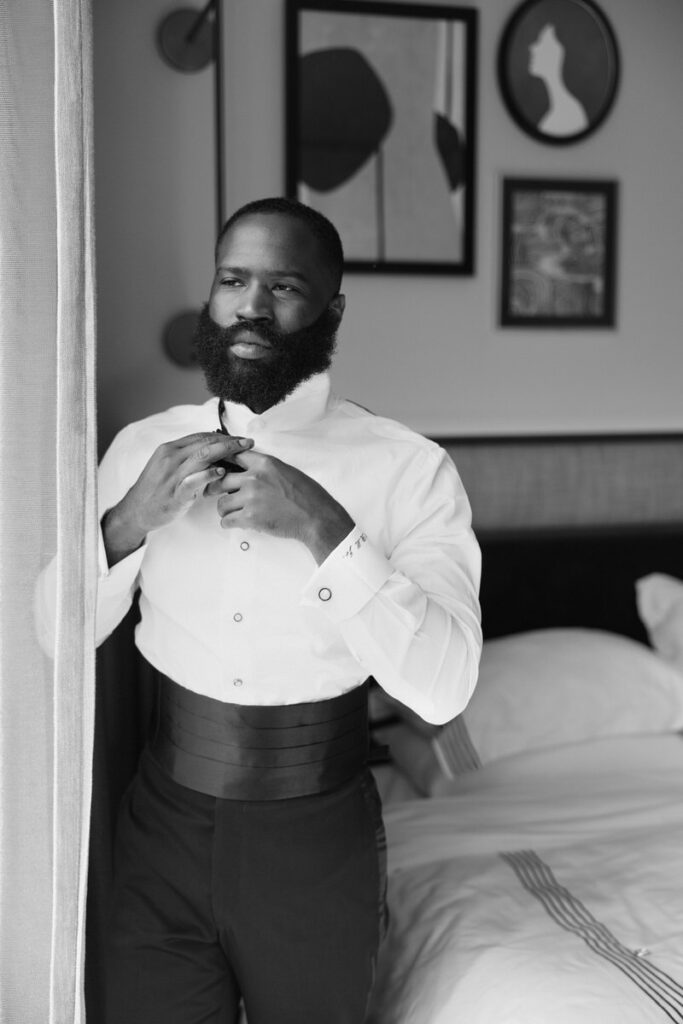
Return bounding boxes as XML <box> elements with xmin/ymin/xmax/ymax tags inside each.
<box><xmin>528</xmin><ymin>23</ymin><xmax>588</xmax><ymax>137</ymax></box>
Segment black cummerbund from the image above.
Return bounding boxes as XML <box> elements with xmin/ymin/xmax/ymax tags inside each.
<box><xmin>150</xmin><ymin>675</ymin><xmax>370</xmax><ymax>800</ymax></box>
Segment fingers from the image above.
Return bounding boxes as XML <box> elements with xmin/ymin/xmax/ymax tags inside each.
<box><xmin>231</xmin><ymin>449</ymin><xmax>269</xmax><ymax>469</ymax></box>
<box><xmin>204</xmin><ymin>468</ymin><xmax>247</xmax><ymax>497</ymax></box>
<box><xmin>178</xmin><ymin>434</ymin><xmax>254</xmax><ymax>473</ymax></box>
<box><xmin>172</xmin><ymin>431</ymin><xmax>245</xmax><ymax>450</ymax></box>
<box><xmin>216</xmin><ymin>488</ymin><xmax>242</xmax><ymax>513</ymax></box>
<box><xmin>173</xmin><ymin>432</ymin><xmax>222</xmax><ymax>448</ymax></box>
<box><xmin>202</xmin><ymin>451</ymin><xmax>271</xmax><ymax>496</ymax></box>
<box><xmin>175</xmin><ymin>465</ymin><xmax>227</xmax><ymax>504</ymax></box>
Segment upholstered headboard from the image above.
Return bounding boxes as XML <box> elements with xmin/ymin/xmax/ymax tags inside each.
<box><xmin>478</xmin><ymin>525</ymin><xmax>683</xmax><ymax>642</ymax></box>
<box><xmin>442</xmin><ymin>434</ymin><xmax>683</xmax><ymax>535</ymax></box>
<box><xmin>436</xmin><ymin>433</ymin><xmax>683</xmax><ymax>641</ymax></box>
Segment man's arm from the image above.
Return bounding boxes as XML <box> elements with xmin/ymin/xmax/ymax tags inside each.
<box><xmin>205</xmin><ymin>446</ymin><xmax>482</xmax><ymax>724</ymax></box>
<box><xmin>101</xmin><ymin>431</ymin><xmax>254</xmax><ymax>566</ymax></box>
<box><xmin>205</xmin><ymin>448</ymin><xmax>355</xmax><ymax>564</ymax></box>
<box><xmin>303</xmin><ymin>499</ymin><xmax>481</xmax><ymax>727</ymax></box>
<box><xmin>35</xmin><ymin>430</ymin><xmax>254</xmax><ymax>655</ymax></box>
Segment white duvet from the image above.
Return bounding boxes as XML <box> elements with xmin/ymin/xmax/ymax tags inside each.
<box><xmin>368</xmin><ymin>735</ymin><xmax>683</xmax><ymax>1024</ymax></box>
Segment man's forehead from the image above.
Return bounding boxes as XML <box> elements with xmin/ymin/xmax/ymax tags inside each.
<box><xmin>218</xmin><ymin>213</ymin><xmax>317</xmax><ymax>257</ymax></box>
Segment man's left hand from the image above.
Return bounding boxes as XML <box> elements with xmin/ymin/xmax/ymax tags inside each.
<box><xmin>205</xmin><ymin>450</ymin><xmax>355</xmax><ymax>565</ymax></box>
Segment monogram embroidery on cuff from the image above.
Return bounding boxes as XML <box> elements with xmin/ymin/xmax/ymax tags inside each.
<box><xmin>342</xmin><ymin>533</ymin><xmax>368</xmax><ymax>559</ymax></box>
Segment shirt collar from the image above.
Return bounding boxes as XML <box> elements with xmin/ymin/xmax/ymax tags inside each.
<box><xmin>217</xmin><ymin>372</ymin><xmax>332</xmax><ymax>437</ymax></box>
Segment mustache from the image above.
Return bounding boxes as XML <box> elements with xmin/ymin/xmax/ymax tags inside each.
<box><xmin>219</xmin><ymin>319</ymin><xmax>289</xmax><ymax>349</ymax></box>
<box><xmin>194</xmin><ymin>303</ymin><xmax>340</xmax><ymax>353</ymax></box>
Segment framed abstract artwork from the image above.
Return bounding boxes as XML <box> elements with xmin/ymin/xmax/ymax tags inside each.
<box><xmin>285</xmin><ymin>0</ymin><xmax>478</xmax><ymax>273</ymax></box>
<box><xmin>500</xmin><ymin>178</ymin><xmax>617</xmax><ymax>327</ymax></box>
<box><xmin>498</xmin><ymin>0</ymin><xmax>620</xmax><ymax>146</ymax></box>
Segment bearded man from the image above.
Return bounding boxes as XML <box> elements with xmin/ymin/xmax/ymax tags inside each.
<box><xmin>83</xmin><ymin>198</ymin><xmax>481</xmax><ymax>1023</ymax></box>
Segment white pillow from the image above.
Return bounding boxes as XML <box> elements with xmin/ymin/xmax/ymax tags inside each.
<box><xmin>434</xmin><ymin>627</ymin><xmax>683</xmax><ymax>779</ymax></box>
<box><xmin>636</xmin><ymin>573</ymin><xmax>683</xmax><ymax>675</ymax></box>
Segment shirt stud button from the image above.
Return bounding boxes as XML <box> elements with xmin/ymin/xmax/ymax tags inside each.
<box><xmin>240</xmin><ymin>540</ymin><xmax>250</xmax><ymax>551</ymax></box>
<box><xmin>233</xmin><ymin>612</ymin><xmax>243</xmax><ymax>622</ymax></box>
<box><xmin>318</xmin><ymin>587</ymin><xmax>332</xmax><ymax>602</ymax></box>
<box><xmin>233</xmin><ymin>677</ymin><xmax>243</xmax><ymax>687</ymax></box>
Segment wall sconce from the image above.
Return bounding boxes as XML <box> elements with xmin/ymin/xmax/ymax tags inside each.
<box><xmin>157</xmin><ymin>1</ymin><xmax>216</xmax><ymax>73</ymax></box>
<box><xmin>162</xmin><ymin>310</ymin><xmax>201</xmax><ymax>367</ymax></box>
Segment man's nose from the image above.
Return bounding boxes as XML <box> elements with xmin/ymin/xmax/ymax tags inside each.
<box><xmin>236</xmin><ymin>283</ymin><xmax>273</xmax><ymax>322</ymax></box>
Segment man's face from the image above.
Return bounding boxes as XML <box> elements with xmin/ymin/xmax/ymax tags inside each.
<box><xmin>194</xmin><ymin>213</ymin><xmax>345</xmax><ymax>412</ymax></box>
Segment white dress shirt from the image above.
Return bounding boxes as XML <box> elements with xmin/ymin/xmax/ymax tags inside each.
<box><xmin>37</xmin><ymin>373</ymin><xmax>481</xmax><ymax>724</ymax></box>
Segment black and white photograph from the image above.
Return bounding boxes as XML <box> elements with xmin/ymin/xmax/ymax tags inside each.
<box><xmin>4</xmin><ymin>2</ymin><xmax>683</xmax><ymax>1024</ymax></box>
<box><xmin>500</xmin><ymin>177</ymin><xmax>617</xmax><ymax>326</ymax></box>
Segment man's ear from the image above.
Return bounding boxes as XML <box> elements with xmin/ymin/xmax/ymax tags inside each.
<box><xmin>329</xmin><ymin>293</ymin><xmax>345</xmax><ymax>323</ymax></box>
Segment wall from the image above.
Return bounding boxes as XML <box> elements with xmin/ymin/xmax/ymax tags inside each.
<box><xmin>95</xmin><ymin>0</ymin><xmax>683</xmax><ymax>450</ymax></box>
<box><xmin>94</xmin><ymin>0</ymin><xmax>217</xmax><ymax>451</ymax></box>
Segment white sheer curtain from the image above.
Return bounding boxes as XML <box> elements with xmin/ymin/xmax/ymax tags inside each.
<box><xmin>0</xmin><ymin>1</ymin><xmax>97</xmax><ymax>1021</ymax></box>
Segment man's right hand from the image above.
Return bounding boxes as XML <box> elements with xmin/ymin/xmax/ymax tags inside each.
<box><xmin>102</xmin><ymin>432</ymin><xmax>254</xmax><ymax>566</ymax></box>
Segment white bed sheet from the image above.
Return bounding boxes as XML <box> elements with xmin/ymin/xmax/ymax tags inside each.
<box><xmin>368</xmin><ymin>734</ymin><xmax>683</xmax><ymax>1024</ymax></box>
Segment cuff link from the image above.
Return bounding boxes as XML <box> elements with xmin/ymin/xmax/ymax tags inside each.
<box><xmin>318</xmin><ymin>587</ymin><xmax>332</xmax><ymax>602</ymax></box>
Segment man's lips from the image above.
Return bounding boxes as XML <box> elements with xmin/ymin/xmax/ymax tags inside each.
<box><xmin>229</xmin><ymin>334</ymin><xmax>273</xmax><ymax>360</ymax></box>
<box><xmin>229</xmin><ymin>326</ymin><xmax>273</xmax><ymax>347</ymax></box>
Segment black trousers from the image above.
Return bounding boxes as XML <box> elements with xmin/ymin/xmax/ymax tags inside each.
<box><xmin>104</xmin><ymin>748</ymin><xmax>387</xmax><ymax>1024</ymax></box>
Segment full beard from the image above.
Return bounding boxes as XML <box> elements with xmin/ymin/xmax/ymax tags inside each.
<box><xmin>192</xmin><ymin>303</ymin><xmax>338</xmax><ymax>412</ymax></box>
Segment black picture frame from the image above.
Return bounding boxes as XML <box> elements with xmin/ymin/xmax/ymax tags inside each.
<box><xmin>497</xmin><ymin>0</ymin><xmax>619</xmax><ymax>146</ymax></box>
<box><xmin>285</xmin><ymin>0</ymin><xmax>478</xmax><ymax>274</ymax></box>
<box><xmin>500</xmin><ymin>177</ymin><xmax>617</xmax><ymax>327</ymax></box>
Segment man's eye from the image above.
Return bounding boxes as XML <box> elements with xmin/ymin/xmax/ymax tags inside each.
<box><xmin>220</xmin><ymin>278</ymin><xmax>242</xmax><ymax>287</ymax></box>
<box><xmin>273</xmin><ymin>283</ymin><xmax>298</xmax><ymax>294</ymax></box>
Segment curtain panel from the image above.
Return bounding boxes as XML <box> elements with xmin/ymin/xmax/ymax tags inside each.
<box><xmin>0</xmin><ymin>1</ymin><xmax>97</xmax><ymax>1021</ymax></box>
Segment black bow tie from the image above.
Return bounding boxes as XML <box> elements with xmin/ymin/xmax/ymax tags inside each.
<box><xmin>216</xmin><ymin>398</ymin><xmax>228</xmax><ymax>435</ymax></box>
<box><xmin>214</xmin><ymin>399</ymin><xmax>245</xmax><ymax>471</ymax></box>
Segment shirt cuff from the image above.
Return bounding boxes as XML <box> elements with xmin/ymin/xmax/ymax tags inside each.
<box><xmin>97</xmin><ymin>522</ymin><xmax>147</xmax><ymax>578</ymax></box>
<box><xmin>301</xmin><ymin>526</ymin><xmax>394</xmax><ymax>623</ymax></box>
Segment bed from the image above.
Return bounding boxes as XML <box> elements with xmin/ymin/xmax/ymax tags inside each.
<box><xmin>367</xmin><ymin>525</ymin><xmax>683</xmax><ymax>1024</ymax></box>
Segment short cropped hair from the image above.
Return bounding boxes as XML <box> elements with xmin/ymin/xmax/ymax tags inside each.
<box><xmin>216</xmin><ymin>197</ymin><xmax>345</xmax><ymax>292</ymax></box>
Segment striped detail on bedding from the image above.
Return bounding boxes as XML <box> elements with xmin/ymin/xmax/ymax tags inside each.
<box><xmin>432</xmin><ymin>715</ymin><xmax>481</xmax><ymax>776</ymax></box>
<box><xmin>501</xmin><ymin>850</ymin><xmax>683</xmax><ymax>1022</ymax></box>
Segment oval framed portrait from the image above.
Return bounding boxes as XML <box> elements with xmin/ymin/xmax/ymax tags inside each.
<box><xmin>497</xmin><ymin>0</ymin><xmax>620</xmax><ymax>145</ymax></box>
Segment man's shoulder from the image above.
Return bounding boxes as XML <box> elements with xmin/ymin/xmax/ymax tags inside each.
<box><xmin>330</xmin><ymin>395</ymin><xmax>443</xmax><ymax>459</ymax></box>
<box><xmin>112</xmin><ymin>399</ymin><xmax>218</xmax><ymax>448</ymax></box>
